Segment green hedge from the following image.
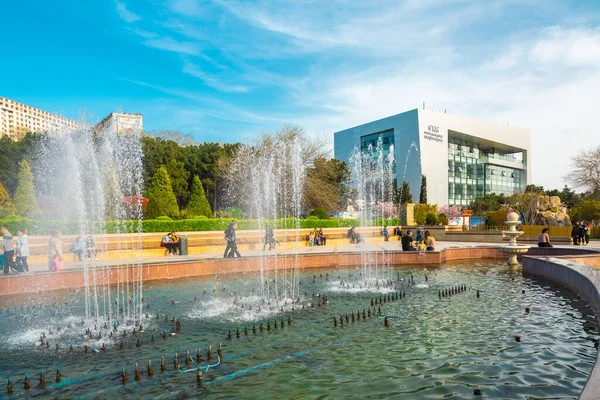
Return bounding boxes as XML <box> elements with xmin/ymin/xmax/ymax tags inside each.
<box><xmin>0</xmin><ymin>216</ymin><xmax>393</xmax><ymax>235</ymax></box>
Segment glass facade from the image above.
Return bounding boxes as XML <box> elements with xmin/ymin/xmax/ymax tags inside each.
<box><xmin>448</xmin><ymin>136</ymin><xmax>522</xmax><ymax>206</ymax></box>
<box><xmin>360</xmin><ymin>129</ymin><xmax>396</xmax><ymax>173</ymax></box>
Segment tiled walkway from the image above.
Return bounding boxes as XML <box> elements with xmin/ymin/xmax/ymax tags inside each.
<box><xmin>7</xmin><ymin>239</ymin><xmax>599</xmax><ymax>275</ymax></box>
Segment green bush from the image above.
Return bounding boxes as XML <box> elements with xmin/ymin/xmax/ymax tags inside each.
<box><xmin>425</xmin><ymin>212</ymin><xmax>438</xmax><ymax>226</ymax></box>
<box><xmin>437</xmin><ymin>213</ymin><xmax>449</xmax><ymax>225</ymax></box>
<box><xmin>414</xmin><ymin>204</ymin><xmax>439</xmax><ymax>225</ymax></box>
<box><xmin>13</xmin><ymin>160</ymin><xmax>39</xmax><ymax>218</ymax></box>
<box><xmin>1</xmin><ymin>216</ymin><xmax>387</xmax><ymax>235</ymax></box>
<box><xmin>185</xmin><ymin>175</ymin><xmax>212</xmax><ymax>218</ymax></box>
<box><xmin>0</xmin><ymin>215</ymin><xmax>30</xmax><ymax>233</ymax></box>
<box><xmin>193</xmin><ymin>215</ymin><xmax>209</xmax><ymax>220</ymax></box>
<box><xmin>156</xmin><ymin>216</ymin><xmax>173</xmax><ymax>221</ymax></box>
<box><xmin>216</xmin><ymin>207</ymin><xmax>245</xmax><ymax>219</ymax></box>
<box><xmin>310</xmin><ymin>208</ymin><xmax>329</xmax><ymax>220</ymax></box>
<box><xmin>305</xmin><ymin>216</ymin><xmax>319</xmax><ymax>220</ymax></box>
<box><xmin>146</xmin><ymin>166</ymin><xmax>179</xmax><ymax>219</ymax></box>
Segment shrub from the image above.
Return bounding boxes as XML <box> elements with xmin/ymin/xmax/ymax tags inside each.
<box><xmin>310</xmin><ymin>208</ymin><xmax>329</xmax><ymax>220</ymax></box>
<box><xmin>13</xmin><ymin>159</ymin><xmax>39</xmax><ymax>218</ymax></box>
<box><xmin>438</xmin><ymin>213</ymin><xmax>449</xmax><ymax>225</ymax></box>
<box><xmin>305</xmin><ymin>216</ymin><xmax>319</xmax><ymax>220</ymax></box>
<box><xmin>156</xmin><ymin>216</ymin><xmax>173</xmax><ymax>221</ymax></box>
<box><xmin>425</xmin><ymin>212</ymin><xmax>438</xmax><ymax>226</ymax></box>
<box><xmin>216</xmin><ymin>207</ymin><xmax>245</xmax><ymax>219</ymax></box>
<box><xmin>0</xmin><ymin>215</ymin><xmax>30</xmax><ymax>233</ymax></box>
<box><xmin>193</xmin><ymin>215</ymin><xmax>209</xmax><ymax>220</ymax></box>
<box><xmin>414</xmin><ymin>204</ymin><xmax>439</xmax><ymax>225</ymax></box>
<box><xmin>0</xmin><ymin>182</ymin><xmax>16</xmax><ymax>219</ymax></box>
<box><xmin>146</xmin><ymin>166</ymin><xmax>179</xmax><ymax>219</ymax></box>
<box><xmin>186</xmin><ymin>175</ymin><xmax>212</xmax><ymax>218</ymax></box>
<box><xmin>484</xmin><ymin>208</ymin><xmax>509</xmax><ymax>226</ymax></box>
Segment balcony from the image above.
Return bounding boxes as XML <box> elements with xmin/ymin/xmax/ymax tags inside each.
<box><xmin>477</xmin><ymin>153</ymin><xmax>525</xmax><ymax>170</ymax></box>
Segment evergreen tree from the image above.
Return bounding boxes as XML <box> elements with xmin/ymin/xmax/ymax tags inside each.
<box><xmin>400</xmin><ymin>180</ymin><xmax>413</xmax><ymax>204</ymax></box>
<box><xmin>186</xmin><ymin>175</ymin><xmax>213</xmax><ymax>218</ymax></box>
<box><xmin>13</xmin><ymin>159</ymin><xmax>39</xmax><ymax>218</ymax></box>
<box><xmin>0</xmin><ymin>182</ymin><xmax>16</xmax><ymax>218</ymax></box>
<box><xmin>419</xmin><ymin>175</ymin><xmax>427</xmax><ymax>204</ymax></box>
<box><xmin>145</xmin><ymin>166</ymin><xmax>179</xmax><ymax>219</ymax></box>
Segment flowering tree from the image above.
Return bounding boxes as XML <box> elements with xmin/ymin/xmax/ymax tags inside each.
<box><xmin>438</xmin><ymin>205</ymin><xmax>462</xmax><ymax>220</ymax></box>
<box><xmin>122</xmin><ymin>195</ymin><xmax>149</xmax><ymax>217</ymax></box>
<box><xmin>376</xmin><ymin>201</ymin><xmax>398</xmax><ymax>218</ymax></box>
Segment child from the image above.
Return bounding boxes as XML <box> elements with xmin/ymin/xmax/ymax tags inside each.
<box><xmin>308</xmin><ymin>232</ymin><xmax>315</xmax><ymax>247</ymax></box>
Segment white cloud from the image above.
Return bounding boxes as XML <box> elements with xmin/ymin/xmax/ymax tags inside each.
<box><xmin>182</xmin><ymin>61</ymin><xmax>249</xmax><ymax>93</ymax></box>
<box><xmin>130</xmin><ymin>28</ymin><xmax>201</xmax><ymax>55</ymax></box>
<box><xmin>115</xmin><ymin>1</ymin><xmax>140</xmax><ymax>23</ymax></box>
<box><xmin>286</xmin><ymin>25</ymin><xmax>600</xmax><ymax>189</ymax></box>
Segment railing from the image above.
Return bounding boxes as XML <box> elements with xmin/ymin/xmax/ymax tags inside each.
<box><xmin>469</xmin><ymin>224</ymin><xmax>596</xmax><ymax>239</ymax></box>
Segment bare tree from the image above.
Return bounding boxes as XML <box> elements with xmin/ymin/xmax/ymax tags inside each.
<box><xmin>565</xmin><ymin>145</ymin><xmax>600</xmax><ymax>193</ymax></box>
<box><xmin>145</xmin><ymin>129</ymin><xmax>196</xmax><ymax>146</ymax></box>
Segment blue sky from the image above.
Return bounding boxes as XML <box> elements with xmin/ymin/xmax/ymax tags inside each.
<box><xmin>2</xmin><ymin>0</ymin><xmax>600</xmax><ymax>188</ymax></box>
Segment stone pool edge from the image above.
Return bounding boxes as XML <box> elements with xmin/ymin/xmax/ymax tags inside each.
<box><xmin>522</xmin><ymin>254</ymin><xmax>600</xmax><ymax>400</ymax></box>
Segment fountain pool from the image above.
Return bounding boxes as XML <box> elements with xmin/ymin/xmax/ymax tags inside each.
<box><xmin>0</xmin><ymin>260</ymin><xmax>598</xmax><ymax>399</ymax></box>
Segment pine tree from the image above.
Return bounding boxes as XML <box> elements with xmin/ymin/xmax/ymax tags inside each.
<box><xmin>419</xmin><ymin>175</ymin><xmax>427</xmax><ymax>204</ymax></box>
<box><xmin>400</xmin><ymin>180</ymin><xmax>413</xmax><ymax>204</ymax></box>
<box><xmin>13</xmin><ymin>159</ymin><xmax>39</xmax><ymax>218</ymax></box>
<box><xmin>146</xmin><ymin>166</ymin><xmax>179</xmax><ymax>219</ymax></box>
<box><xmin>186</xmin><ymin>175</ymin><xmax>212</xmax><ymax>218</ymax></box>
<box><xmin>0</xmin><ymin>182</ymin><xmax>16</xmax><ymax>218</ymax></box>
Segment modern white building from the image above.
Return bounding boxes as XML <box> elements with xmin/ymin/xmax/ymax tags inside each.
<box><xmin>334</xmin><ymin>108</ymin><xmax>531</xmax><ymax>207</ymax></box>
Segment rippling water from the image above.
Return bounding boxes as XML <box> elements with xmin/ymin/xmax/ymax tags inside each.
<box><xmin>0</xmin><ymin>260</ymin><xmax>598</xmax><ymax>399</ymax></box>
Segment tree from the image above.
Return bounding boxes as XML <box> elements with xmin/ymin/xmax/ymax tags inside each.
<box><xmin>419</xmin><ymin>175</ymin><xmax>427</xmax><ymax>204</ymax></box>
<box><xmin>414</xmin><ymin>204</ymin><xmax>438</xmax><ymax>225</ymax></box>
<box><xmin>438</xmin><ymin>205</ymin><xmax>463</xmax><ymax>220</ymax></box>
<box><xmin>468</xmin><ymin>193</ymin><xmax>507</xmax><ymax>216</ymax></box>
<box><xmin>572</xmin><ymin>200</ymin><xmax>600</xmax><ymax>222</ymax></box>
<box><xmin>310</xmin><ymin>207</ymin><xmax>329</xmax><ymax>219</ymax></box>
<box><xmin>165</xmin><ymin>158</ymin><xmax>190</xmax><ymax>205</ymax></box>
<box><xmin>304</xmin><ymin>158</ymin><xmax>352</xmax><ymax>211</ymax></box>
<box><xmin>566</xmin><ymin>145</ymin><xmax>600</xmax><ymax>193</ymax></box>
<box><xmin>186</xmin><ymin>175</ymin><xmax>212</xmax><ymax>218</ymax></box>
<box><xmin>0</xmin><ymin>182</ymin><xmax>16</xmax><ymax>218</ymax></box>
<box><xmin>507</xmin><ymin>193</ymin><xmax>537</xmax><ymax>225</ymax></box>
<box><xmin>525</xmin><ymin>184</ymin><xmax>544</xmax><ymax>194</ymax></box>
<box><xmin>399</xmin><ymin>180</ymin><xmax>413</xmax><ymax>204</ymax></box>
<box><xmin>145</xmin><ymin>166</ymin><xmax>179</xmax><ymax>219</ymax></box>
<box><xmin>12</xmin><ymin>159</ymin><xmax>39</xmax><ymax>218</ymax></box>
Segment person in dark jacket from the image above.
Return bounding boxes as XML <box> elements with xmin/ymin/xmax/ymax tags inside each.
<box><xmin>224</xmin><ymin>221</ymin><xmax>241</xmax><ymax>258</ymax></box>
<box><xmin>401</xmin><ymin>230</ymin><xmax>416</xmax><ymax>251</ymax></box>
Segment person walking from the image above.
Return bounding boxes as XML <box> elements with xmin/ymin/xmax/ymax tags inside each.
<box><xmin>537</xmin><ymin>228</ymin><xmax>553</xmax><ymax>247</ymax></box>
<box><xmin>263</xmin><ymin>225</ymin><xmax>274</xmax><ymax>251</ymax></box>
<box><xmin>15</xmin><ymin>228</ymin><xmax>30</xmax><ymax>272</ymax></box>
<box><xmin>48</xmin><ymin>229</ymin><xmax>64</xmax><ymax>271</ymax></box>
<box><xmin>583</xmin><ymin>222</ymin><xmax>590</xmax><ymax>246</ymax></box>
<box><xmin>224</xmin><ymin>221</ymin><xmax>241</xmax><ymax>258</ymax></box>
<box><xmin>571</xmin><ymin>223</ymin><xmax>580</xmax><ymax>246</ymax></box>
<box><xmin>1</xmin><ymin>225</ymin><xmax>17</xmax><ymax>274</ymax></box>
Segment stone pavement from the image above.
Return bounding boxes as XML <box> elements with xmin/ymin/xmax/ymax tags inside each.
<box><xmin>6</xmin><ymin>238</ymin><xmax>599</xmax><ymax>275</ymax></box>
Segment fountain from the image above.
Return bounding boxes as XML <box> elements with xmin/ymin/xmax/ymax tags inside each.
<box><xmin>223</xmin><ymin>128</ymin><xmax>305</xmax><ymax>308</ymax></box>
<box><xmin>348</xmin><ymin>137</ymin><xmax>396</xmax><ymax>286</ymax></box>
<box><xmin>497</xmin><ymin>211</ymin><xmax>530</xmax><ymax>265</ymax></box>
